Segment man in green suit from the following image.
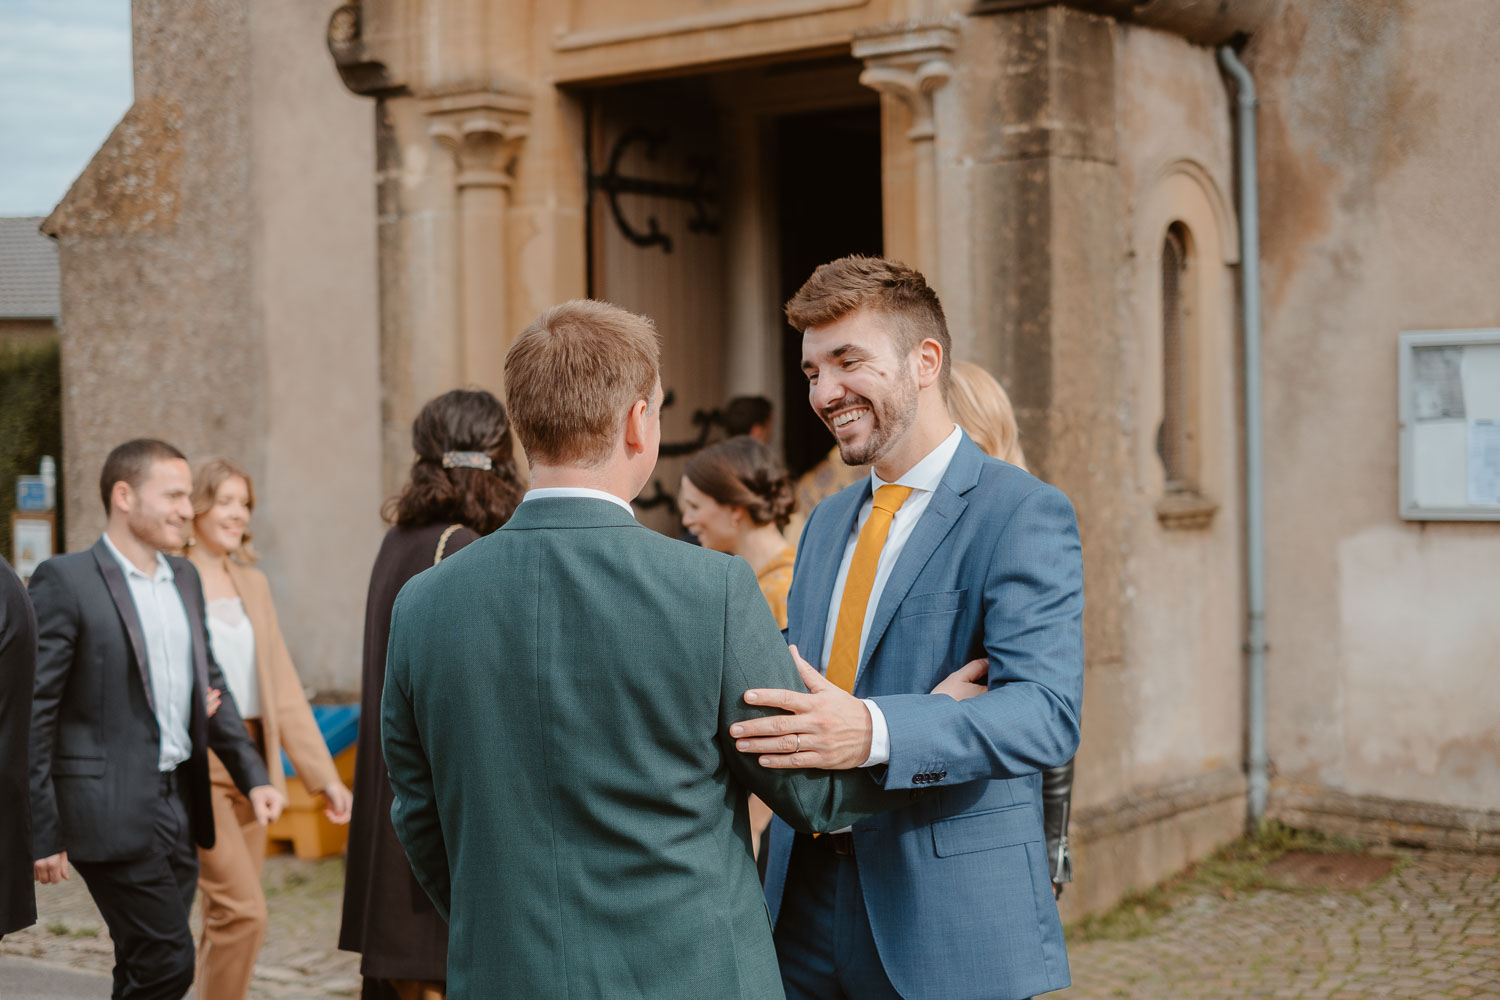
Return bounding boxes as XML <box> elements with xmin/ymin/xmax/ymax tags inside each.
<box><xmin>381</xmin><ymin>300</ymin><xmax>925</xmax><ymax>999</ymax></box>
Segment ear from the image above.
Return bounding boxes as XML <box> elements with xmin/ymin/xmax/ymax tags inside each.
<box><xmin>111</xmin><ymin>480</ymin><xmax>134</xmax><ymax>516</ymax></box>
<box><xmin>914</xmin><ymin>337</ymin><xmax>944</xmax><ymax>391</ymax></box>
<box><xmin>622</xmin><ymin>397</ymin><xmax>651</xmax><ymax>456</ymax></box>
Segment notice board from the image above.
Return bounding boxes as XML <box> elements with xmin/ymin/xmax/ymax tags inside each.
<box><xmin>1399</xmin><ymin>329</ymin><xmax>1500</xmax><ymax>520</ymax></box>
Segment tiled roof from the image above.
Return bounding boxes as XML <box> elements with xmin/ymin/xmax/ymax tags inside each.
<box><xmin>0</xmin><ymin>216</ymin><xmax>60</xmax><ymax>319</ymax></box>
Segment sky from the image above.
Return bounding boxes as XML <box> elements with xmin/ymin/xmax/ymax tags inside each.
<box><xmin>0</xmin><ymin>0</ymin><xmax>133</xmax><ymax>217</ymax></box>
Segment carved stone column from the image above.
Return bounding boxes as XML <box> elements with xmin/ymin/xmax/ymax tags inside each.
<box><xmin>853</xmin><ymin>21</ymin><xmax>958</xmax><ymax>279</ymax></box>
<box><xmin>425</xmin><ymin>90</ymin><xmax>531</xmax><ymax>395</ymax></box>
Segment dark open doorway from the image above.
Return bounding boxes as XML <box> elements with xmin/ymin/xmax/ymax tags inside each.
<box><xmin>774</xmin><ymin>106</ymin><xmax>884</xmax><ymax>480</ymax></box>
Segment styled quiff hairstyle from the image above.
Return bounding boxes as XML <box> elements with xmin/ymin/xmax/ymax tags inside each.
<box><xmin>191</xmin><ymin>458</ymin><xmax>260</xmax><ymax>564</ymax></box>
<box><xmin>948</xmin><ymin>361</ymin><xmax>1029</xmax><ymax>471</ymax></box>
<box><xmin>684</xmin><ymin>436</ymin><xmax>796</xmax><ymax>530</ymax></box>
<box><xmin>99</xmin><ymin>438</ymin><xmax>187</xmax><ymax>513</ymax></box>
<box><xmin>784</xmin><ymin>255</ymin><xmax>951</xmax><ymax>393</ymax></box>
<box><xmin>504</xmin><ymin>300</ymin><xmax>661</xmax><ymax>467</ymax></box>
<box><xmin>382</xmin><ymin>389</ymin><xmax>524</xmax><ymax>536</ymax></box>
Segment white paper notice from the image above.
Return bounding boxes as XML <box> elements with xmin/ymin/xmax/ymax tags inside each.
<box><xmin>1468</xmin><ymin>419</ymin><xmax>1500</xmax><ymax>506</ymax></box>
<box><xmin>12</xmin><ymin>518</ymin><xmax>53</xmax><ymax>579</ymax></box>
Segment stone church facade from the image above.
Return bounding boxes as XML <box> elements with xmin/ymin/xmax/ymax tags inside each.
<box><xmin>46</xmin><ymin>0</ymin><xmax>1499</xmax><ymax>918</ymax></box>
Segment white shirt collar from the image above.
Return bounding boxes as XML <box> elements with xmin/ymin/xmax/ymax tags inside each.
<box><xmin>101</xmin><ymin>532</ymin><xmax>174</xmax><ymax>583</ymax></box>
<box><xmin>869</xmin><ymin>425</ymin><xmax>964</xmax><ymax>495</ymax></box>
<box><xmin>522</xmin><ymin>486</ymin><xmax>637</xmax><ymax>518</ymax></box>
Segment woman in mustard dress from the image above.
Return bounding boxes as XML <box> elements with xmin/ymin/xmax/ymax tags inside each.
<box><xmin>680</xmin><ymin>436</ymin><xmax>797</xmax><ymax>866</ymax></box>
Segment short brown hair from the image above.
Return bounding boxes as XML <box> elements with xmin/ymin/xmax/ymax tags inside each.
<box><xmin>504</xmin><ymin>300</ymin><xmax>661</xmax><ymax>467</ymax></box>
<box><xmin>684</xmin><ymin>436</ymin><xmax>795</xmax><ymax>530</ymax></box>
<box><xmin>784</xmin><ymin>255</ymin><xmax>951</xmax><ymax>391</ymax></box>
<box><xmin>191</xmin><ymin>457</ymin><xmax>260</xmax><ymax>563</ymax></box>
<box><xmin>100</xmin><ymin>438</ymin><xmax>187</xmax><ymax>513</ymax></box>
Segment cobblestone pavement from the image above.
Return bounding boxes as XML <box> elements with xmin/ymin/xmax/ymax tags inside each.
<box><xmin>4</xmin><ymin>849</ymin><xmax>1496</xmax><ymax>998</ymax></box>
<box><xmin>1</xmin><ymin>851</ymin><xmax>357</xmax><ymax>1000</ymax></box>
<box><xmin>1056</xmin><ymin>851</ymin><xmax>1500</xmax><ymax>999</ymax></box>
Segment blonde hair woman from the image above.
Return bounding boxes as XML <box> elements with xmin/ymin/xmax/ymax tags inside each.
<box><xmin>947</xmin><ymin>361</ymin><xmax>1074</xmax><ymax>898</ymax></box>
<box><xmin>188</xmin><ymin>459</ymin><xmax>353</xmax><ymax>998</ymax></box>
<box><xmin>948</xmin><ymin>359</ymin><xmax>1029</xmax><ymax>470</ymax></box>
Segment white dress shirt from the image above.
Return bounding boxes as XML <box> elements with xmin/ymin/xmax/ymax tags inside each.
<box><xmin>522</xmin><ymin>486</ymin><xmax>637</xmax><ymax>517</ymax></box>
<box><xmin>820</xmin><ymin>425</ymin><xmax>965</xmax><ymax>770</ymax></box>
<box><xmin>101</xmin><ymin>533</ymin><xmax>194</xmax><ymax>771</ymax></box>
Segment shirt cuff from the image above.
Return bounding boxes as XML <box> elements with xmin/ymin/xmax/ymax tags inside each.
<box><xmin>860</xmin><ymin>698</ymin><xmax>890</xmax><ymax>767</ymax></box>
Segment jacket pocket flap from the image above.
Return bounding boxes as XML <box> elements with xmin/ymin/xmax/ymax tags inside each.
<box><xmin>898</xmin><ymin>589</ymin><xmax>965</xmax><ymax>619</ymax></box>
<box><xmin>932</xmin><ymin>803</ymin><xmax>1040</xmax><ymax>857</ymax></box>
<box><xmin>53</xmin><ymin>755</ymin><xmax>105</xmax><ymax>777</ymax></box>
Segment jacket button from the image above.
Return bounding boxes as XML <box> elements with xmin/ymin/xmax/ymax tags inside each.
<box><xmin>912</xmin><ymin>773</ymin><xmax>924</xmax><ymax>784</ymax></box>
<box><xmin>937</xmin><ymin>770</ymin><xmax>947</xmax><ymax>780</ymax></box>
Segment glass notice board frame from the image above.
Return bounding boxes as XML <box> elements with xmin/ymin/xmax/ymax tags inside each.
<box><xmin>1398</xmin><ymin>328</ymin><xmax>1500</xmax><ymax>521</ymax></box>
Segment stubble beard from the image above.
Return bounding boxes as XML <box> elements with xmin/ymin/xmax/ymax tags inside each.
<box><xmin>833</xmin><ymin>373</ymin><xmax>919</xmax><ymax>468</ymax></box>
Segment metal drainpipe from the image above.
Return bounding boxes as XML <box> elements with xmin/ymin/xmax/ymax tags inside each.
<box><xmin>1218</xmin><ymin>44</ymin><xmax>1269</xmax><ymax>832</ymax></box>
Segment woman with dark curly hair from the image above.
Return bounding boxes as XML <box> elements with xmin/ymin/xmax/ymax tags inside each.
<box><xmin>338</xmin><ymin>389</ymin><xmax>523</xmax><ymax>1000</ymax></box>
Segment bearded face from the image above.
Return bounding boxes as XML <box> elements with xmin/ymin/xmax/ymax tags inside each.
<box><xmin>802</xmin><ymin>310</ymin><xmax>920</xmax><ymax>469</ymax></box>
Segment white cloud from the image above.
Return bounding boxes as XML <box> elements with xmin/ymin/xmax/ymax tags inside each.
<box><xmin>0</xmin><ymin>0</ymin><xmax>133</xmax><ymax>215</ymax></box>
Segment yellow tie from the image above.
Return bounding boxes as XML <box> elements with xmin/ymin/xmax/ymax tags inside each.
<box><xmin>826</xmin><ymin>484</ymin><xmax>914</xmax><ymax>692</ymax></box>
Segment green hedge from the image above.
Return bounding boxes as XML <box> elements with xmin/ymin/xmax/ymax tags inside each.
<box><xmin>0</xmin><ymin>337</ymin><xmax>63</xmax><ymax>563</ymax></box>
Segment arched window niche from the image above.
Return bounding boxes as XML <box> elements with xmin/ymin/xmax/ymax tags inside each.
<box><xmin>1137</xmin><ymin>161</ymin><xmax>1237</xmax><ymax>531</ymax></box>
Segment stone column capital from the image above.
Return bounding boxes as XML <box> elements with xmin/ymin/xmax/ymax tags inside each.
<box><xmin>423</xmin><ymin>90</ymin><xmax>533</xmax><ymax>189</ymax></box>
<box><xmin>852</xmin><ymin>20</ymin><xmax>959</xmax><ymax>142</ymax></box>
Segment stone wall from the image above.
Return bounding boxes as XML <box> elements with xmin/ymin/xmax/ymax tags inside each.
<box><xmin>47</xmin><ymin>0</ymin><xmax>380</xmax><ymax>691</ymax></box>
<box><xmin>1249</xmin><ymin>0</ymin><xmax>1500</xmax><ymax>837</ymax></box>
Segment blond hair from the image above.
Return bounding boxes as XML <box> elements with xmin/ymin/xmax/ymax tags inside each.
<box><xmin>949</xmin><ymin>361</ymin><xmax>1028</xmax><ymax>470</ymax></box>
<box><xmin>784</xmin><ymin>255</ymin><xmax>951</xmax><ymax>393</ymax></box>
<box><xmin>190</xmin><ymin>457</ymin><xmax>259</xmax><ymax>564</ymax></box>
<box><xmin>504</xmin><ymin>300</ymin><xmax>661</xmax><ymax>467</ymax></box>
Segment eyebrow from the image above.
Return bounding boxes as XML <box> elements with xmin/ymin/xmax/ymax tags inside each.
<box><xmin>802</xmin><ymin>344</ymin><xmax>865</xmax><ymax>371</ymax></box>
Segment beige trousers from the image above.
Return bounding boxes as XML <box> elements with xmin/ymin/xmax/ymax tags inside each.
<box><xmin>195</xmin><ymin>767</ymin><xmax>269</xmax><ymax>999</ymax></box>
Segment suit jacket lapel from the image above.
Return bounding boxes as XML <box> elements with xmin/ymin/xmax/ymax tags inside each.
<box><xmin>171</xmin><ymin>559</ymin><xmax>211</xmax><ymax>752</ymax></box>
<box><xmin>92</xmin><ymin>540</ymin><xmax>154</xmax><ymax>714</ymax></box>
<box><xmin>855</xmin><ymin>435</ymin><xmax>985</xmax><ymax>693</ymax></box>
<box><xmin>796</xmin><ymin>482</ymin><xmax>869</xmax><ymax>672</ymax></box>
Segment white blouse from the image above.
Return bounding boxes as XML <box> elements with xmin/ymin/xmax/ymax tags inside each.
<box><xmin>207</xmin><ymin>597</ymin><xmax>260</xmax><ymax>720</ymax></box>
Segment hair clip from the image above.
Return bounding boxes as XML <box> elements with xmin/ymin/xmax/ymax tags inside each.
<box><xmin>441</xmin><ymin>451</ymin><xmax>493</xmax><ymax>471</ymax></box>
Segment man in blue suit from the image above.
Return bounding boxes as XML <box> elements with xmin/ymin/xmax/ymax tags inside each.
<box><xmin>731</xmin><ymin>256</ymin><xmax>1084</xmax><ymax>999</ymax></box>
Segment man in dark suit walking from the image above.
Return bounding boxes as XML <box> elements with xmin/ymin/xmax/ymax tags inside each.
<box><xmin>29</xmin><ymin>439</ymin><xmax>285</xmax><ymax>1000</ymax></box>
<box><xmin>1</xmin><ymin>555</ymin><xmax>37</xmax><ymax>939</ymax></box>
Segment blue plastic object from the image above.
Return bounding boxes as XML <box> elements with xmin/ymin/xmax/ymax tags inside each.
<box><xmin>281</xmin><ymin>703</ymin><xmax>360</xmax><ymax>777</ymax></box>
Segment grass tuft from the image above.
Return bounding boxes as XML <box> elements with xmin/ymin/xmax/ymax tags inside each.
<box><xmin>1066</xmin><ymin>821</ymin><xmax>1372</xmax><ymax>944</ymax></box>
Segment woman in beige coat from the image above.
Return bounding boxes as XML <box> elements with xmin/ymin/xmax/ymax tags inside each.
<box><xmin>188</xmin><ymin>458</ymin><xmax>353</xmax><ymax>999</ymax></box>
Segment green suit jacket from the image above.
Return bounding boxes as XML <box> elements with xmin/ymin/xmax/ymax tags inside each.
<box><xmin>382</xmin><ymin>497</ymin><xmax>909</xmax><ymax>999</ymax></box>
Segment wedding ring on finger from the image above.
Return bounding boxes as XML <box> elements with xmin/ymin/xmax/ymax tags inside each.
<box><xmin>794</xmin><ymin>733</ymin><xmax>801</xmax><ymax>752</ymax></box>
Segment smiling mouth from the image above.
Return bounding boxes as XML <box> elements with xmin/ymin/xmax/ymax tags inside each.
<box><xmin>830</xmin><ymin>407</ymin><xmax>869</xmax><ymax>429</ymax></box>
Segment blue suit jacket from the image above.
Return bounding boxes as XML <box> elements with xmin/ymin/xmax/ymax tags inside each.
<box><xmin>765</xmin><ymin>433</ymin><xmax>1083</xmax><ymax>1000</ymax></box>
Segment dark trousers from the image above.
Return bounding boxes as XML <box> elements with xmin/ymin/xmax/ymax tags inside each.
<box><xmin>773</xmin><ymin>835</ymin><xmax>904</xmax><ymax>1000</ymax></box>
<box><xmin>73</xmin><ymin>771</ymin><xmax>198</xmax><ymax>1000</ymax></box>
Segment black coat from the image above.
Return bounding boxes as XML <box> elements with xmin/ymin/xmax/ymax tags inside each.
<box><xmin>0</xmin><ymin>556</ymin><xmax>37</xmax><ymax>936</ymax></box>
<box><xmin>27</xmin><ymin>539</ymin><xmax>269</xmax><ymax>863</ymax></box>
<box><xmin>338</xmin><ymin>522</ymin><xmax>476</xmax><ymax>983</ymax></box>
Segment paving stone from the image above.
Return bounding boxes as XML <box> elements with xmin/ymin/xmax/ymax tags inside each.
<box><xmin>5</xmin><ymin>848</ymin><xmax>1497</xmax><ymax>997</ymax></box>
<box><xmin>1056</xmin><ymin>851</ymin><xmax>1500</xmax><ymax>999</ymax></box>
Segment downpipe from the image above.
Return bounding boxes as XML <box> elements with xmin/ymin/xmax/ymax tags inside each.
<box><xmin>1218</xmin><ymin>44</ymin><xmax>1269</xmax><ymax>832</ymax></box>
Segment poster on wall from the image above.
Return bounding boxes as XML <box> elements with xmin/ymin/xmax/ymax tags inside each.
<box><xmin>1400</xmin><ymin>329</ymin><xmax>1500</xmax><ymax>520</ymax></box>
<box><xmin>12</xmin><ymin>515</ymin><xmax>53</xmax><ymax>580</ymax></box>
